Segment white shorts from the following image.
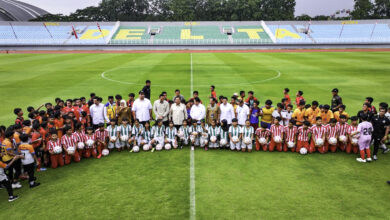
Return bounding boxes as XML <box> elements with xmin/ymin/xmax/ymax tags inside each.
<box><xmin>180</xmin><ymin>137</ymin><xmax>189</xmax><ymax>145</ymax></box>
<box><xmin>132</xmin><ymin>136</ymin><xmax>142</xmax><ymax>146</ymax></box>
<box><xmin>230</xmin><ymin>141</ymin><xmax>241</xmax><ymax>150</ymax></box>
<box><xmin>241</xmin><ymin>142</ymin><xmax>253</xmax><ymax>150</ymax></box>
<box><xmin>119</xmin><ymin>139</ymin><xmax>130</xmax><ymax>147</ymax></box>
<box><xmin>200</xmin><ymin>136</ymin><xmax>208</xmax><ymax>147</ymax></box>
<box><xmin>108</xmin><ymin>139</ymin><xmax>120</xmax><ymax>149</ymax></box>
<box><xmin>166</xmin><ymin>138</ymin><xmax>177</xmax><ymax>147</ymax></box>
<box><xmin>209</xmin><ymin>141</ymin><xmax>219</xmax><ymax>148</ymax></box>
<box><xmin>190</xmin><ymin>135</ymin><xmax>200</xmax><ymax>146</ymax></box>
<box><xmin>153</xmin><ymin>136</ymin><xmax>165</xmax><ymax>145</ymax></box>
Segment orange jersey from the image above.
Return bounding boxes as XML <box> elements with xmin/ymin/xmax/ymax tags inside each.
<box><xmin>54</xmin><ymin>118</ymin><xmax>64</xmax><ymax>138</ymax></box>
<box><xmin>23</xmin><ymin>126</ymin><xmax>32</xmax><ymax>135</ymax></box>
<box><xmin>305</xmin><ymin>107</ymin><xmax>320</xmax><ymax>125</ymax></box>
<box><xmin>13</xmin><ymin>132</ymin><xmax>21</xmax><ymax>145</ymax></box>
<box><xmin>31</xmin><ymin>132</ymin><xmax>42</xmax><ymax>149</ymax></box>
<box><xmin>292</xmin><ymin>108</ymin><xmax>306</xmax><ymax>125</ymax></box>
<box><xmin>334</xmin><ymin>111</ymin><xmax>349</xmax><ymax>122</ymax></box>
<box><xmin>317</xmin><ymin>111</ymin><xmax>334</xmax><ymax>124</ymax></box>
<box><xmin>81</xmin><ymin>104</ymin><xmax>90</xmax><ymax>115</ymax></box>
<box><xmin>284</xmin><ymin>94</ymin><xmax>291</xmax><ymax>105</ymax></box>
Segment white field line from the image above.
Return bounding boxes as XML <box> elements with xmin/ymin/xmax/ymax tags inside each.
<box><xmin>189</xmin><ymin>53</ymin><xmax>196</xmax><ymax>220</ymax></box>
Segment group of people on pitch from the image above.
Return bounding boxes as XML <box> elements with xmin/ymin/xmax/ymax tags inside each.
<box><xmin>1</xmin><ymin>82</ymin><xmax>390</xmax><ymax>202</ymax></box>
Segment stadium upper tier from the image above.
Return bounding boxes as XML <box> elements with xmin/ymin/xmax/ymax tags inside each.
<box><xmin>0</xmin><ymin>20</ymin><xmax>389</xmax><ymax>45</ymax></box>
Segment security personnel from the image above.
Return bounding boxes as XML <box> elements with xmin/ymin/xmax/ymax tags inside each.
<box><xmin>331</xmin><ymin>88</ymin><xmax>343</xmax><ymax>112</ymax></box>
<box><xmin>371</xmin><ymin>108</ymin><xmax>390</xmax><ymax>160</ymax></box>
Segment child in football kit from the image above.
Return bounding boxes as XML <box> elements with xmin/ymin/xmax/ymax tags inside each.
<box><xmin>207</xmin><ymin>119</ymin><xmax>220</xmax><ymax>149</ymax></box>
<box><xmin>151</xmin><ymin>119</ymin><xmax>166</xmax><ymax>150</ymax></box>
<box><xmin>297</xmin><ymin>121</ymin><xmax>313</xmax><ymax>153</ymax></box>
<box><xmin>336</xmin><ymin>115</ymin><xmax>350</xmax><ymax>152</ymax></box>
<box><xmin>131</xmin><ymin>119</ymin><xmax>144</xmax><ymax>147</ymax></box>
<box><xmin>141</xmin><ymin>121</ymin><xmax>152</xmax><ymax>151</ymax></box>
<box><xmin>255</xmin><ymin>123</ymin><xmax>271</xmax><ymax>151</ymax></box>
<box><xmin>269</xmin><ymin>117</ymin><xmax>284</xmax><ymax>152</ymax></box>
<box><xmin>311</xmin><ymin>117</ymin><xmax>327</xmax><ymax>154</ymax></box>
<box><xmin>219</xmin><ymin>119</ymin><xmax>230</xmax><ymax>149</ymax></box>
<box><xmin>351</xmin><ymin>114</ymin><xmax>373</xmax><ymax>162</ymax></box>
<box><xmin>283</xmin><ymin>119</ymin><xmax>297</xmax><ymax>152</ymax></box>
<box><xmin>46</xmin><ymin>129</ymin><xmax>64</xmax><ymax>169</ymax></box>
<box><xmin>0</xmin><ymin>155</ymin><xmax>22</xmax><ymax>202</ymax></box>
<box><xmin>18</xmin><ymin>134</ymin><xmax>40</xmax><ymax>188</ymax></box>
<box><xmin>95</xmin><ymin>123</ymin><xmax>108</xmax><ymax>157</ymax></box>
<box><xmin>72</xmin><ymin>123</ymin><xmax>85</xmax><ymax>157</ymax></box>
<box><xmin>61</xmin><ymin>126</ymin><xmax>80</xmax><ymax>164</ymax></box>
<box><xmin>119</xmin><ymin>118</ymin><xmax>132</xmax><ymax>151</ymax></box>
<box><xmin>84</xmin><ymin>127</ymin><xmax>97</xmax><ymax>158</ymax></box>
<box><xmin>107</xmin><ymin>119</ymin><xmax>119</xmax><ymax>151</ymax></box>
<box><xmin>200</xmin><ymin>120</ymin><xmax>209</xmax><ymax>150</ymax></box>
<box><xmin>178</xmin><ymin>120</ymin><xmax>190</xmax><ymax>148</ymax></box>
<box><xmin>229</xmin><ymin>118</ymin><xmax>241</xmax><ymax>151</ymax></box>
<box><xmin>189</xmin><ymin>120</ymin><xmax>202</xmax><ymax>151</ymax></box>
<box><xmin>326</xmin><ymin>119</ymin><xmax>339</xmax><ymax>153</ymax></box>
<box><xmin>346</xmin><ymin>116</ymin><xmax>359</xmax><ymax>154</ymax></box>
<box><xmin>165</xmin><ymin>121</ymin><xmax>178</xmax><ymax>149</ymax></box>
<box><xmin>241</xmin><ymin>120</ymin><xmax>254</xmax><ymax>152</ymax></box>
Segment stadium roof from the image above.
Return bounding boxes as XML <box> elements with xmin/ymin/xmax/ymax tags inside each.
<box><xmin>0</xmin><ymin>0</ymin><xmax>48</xmax><ymax>21</ymax></box>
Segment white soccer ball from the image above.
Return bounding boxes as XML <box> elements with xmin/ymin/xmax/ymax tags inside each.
<box><xmin>258</xmin><ymin>137</ymin><xmax>267</xmax><ymax>145</ymax></box>
<box><xmin>351</xmin><ymin>138</ymin><xmax>359</xmax><ymax>145</ymax></box>
<box><xmin>329</xmin><ymin>137</ymin><xmax>337</xmax><ymax>145</ymax></box>
<box><xmin>102</xmin><ymin>149</ymin><xmax>109</xmax><ymax>156</ymax></box>
<box><xmin>77</xmin><ymin>142</ymin><xmax>85</xmax><ymax>150</ymax></box>
<box><xmin>67</xmin><ymin>146</ymin><xmax>75</xmax><ymax>154</ymax></box>
<box><xmin>244</xmin><ymin>137</ymin><xmax>252</xmax><ymax>145</ymax></box>
<box><xmin>164</xmin><ymin>143</ymin><xmax>171</xmax><ymax>150</ymax></box>
<box><xmin>300</xmin><ymin>147</ymin><xmax>308</xmax><ymax>155</ymax></box>
<box><xmin>287</xmin><ymin>141</ymin><xmax>295</xmax><ymax>148</ymax></box>
<box><xmin>273</xmin><ymin>136</ymin><xmax>282</xmax><ymax>143</ymax></box>
<box><xmin>110</xmin><ymin>136</ymin><xmax>117</xmax><ymax>142</ymax></box>
<box><xmin>232</xmin><ymin>136</ymin><xmax>239</xmax><ymax>143</ymax></box>
<box><xmin>133</xmin><ymin>146</ymin><xmax>140</xmax><ymax>153</ymax></box>
<box><xmin>315</xmin><ymin>138</ymin><xmax>324</xmax><ymax>146</ymax></box>
<box><xmin>220</xmin><ymin>139</ymin><xmax>227</xmax><ymax>146</ymax></box>
<box><xmin>210</xmin><ymin>136</ymin><xmax>217</xmax><ymax>143</ymax></box>
<box><xmin>177</xmin><ymin>130</ymin><xmax>184</xmax><ymax>138</ymax></box>
<box><xmin>156</xmin><ymin>144</ymin><xmax>163</xmax><ymax>151</ymax></box>
<box><xmin>143</xmin><ymin>144</ymin><xmax>150</xmax><ymax>151</ymax></box>
<box><xmin>53</xmin><ymin>146</ymin><xmax>62</xmax><ymax>154</ymax></box>
<box><xmin>339</xmin><ymin>135</ymin><xmax>347</xmax><ymax>143</ymax></box>
<box><xmin>86</xmin><ymin>139</ymin><xmax>94</xmax><ymax>147</ymax></box>
<box><xmin>120</xmin><ymin>135</ymin><xmax>128</xmax><ymax>142</ymax></box>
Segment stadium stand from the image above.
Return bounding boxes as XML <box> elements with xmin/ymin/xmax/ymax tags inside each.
<box><xmin>0</xmin><ymin>20</ymin><xmax>389</xmax><ymax>46</ymax></box>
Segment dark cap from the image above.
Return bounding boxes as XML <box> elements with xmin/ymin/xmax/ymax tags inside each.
<box><xmin>139</xmin><ymin>90</ymin><xmax>145</xmax><ymax>95</ymax></box>
<box><xmin>98</xmin><ymin>123</ymin><xmax>105</xmax><ymax>127</ymax></box>
<box><xmin>332</xmin><ymin>88</ymin><xmax>339</xmax><ymax>93</ymax></box>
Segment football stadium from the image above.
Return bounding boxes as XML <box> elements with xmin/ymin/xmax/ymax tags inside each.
<box><xmin>0</xmin><ymin>0</ymin><xmax>390</xmax><ymax>219</ymax></box>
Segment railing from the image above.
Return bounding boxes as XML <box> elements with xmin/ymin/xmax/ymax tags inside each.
<box><xmin>1</xmin><ymin>37</ymin><xmax>390</xmax><ymax>46</ymax></box>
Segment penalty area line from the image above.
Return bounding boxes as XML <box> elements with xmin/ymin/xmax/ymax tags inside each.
<box><xmin>189</xmin><ymin>53</ymin><xmax>196</xmax><ymax>220</ymax></box>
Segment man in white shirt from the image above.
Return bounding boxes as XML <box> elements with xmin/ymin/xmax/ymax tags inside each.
<box><xmin>132</xmin><ymin>91</ymin><xmax>152</xmax><ymax>125</ymax></box>
<box><xmin>153</xmin><ymin>94</ymin><xmax>169</xmax><ymax>126</ymax></box>
<box><xmin>89</xmin><ymin>97</ymin><xmax>105</xmax><ymax>130</ymax></box>
<box><xmin>219</xmin><ymin>97</ymin><xmax>235</xmax><ymax>125</ymax></box>
<box><xmin>281</xmin><ymin>104</ymin><xmax>293</xmax><ymax>126</ymax></box>
<box><xmin>236</xmin><ymin>100</ymin><xmax>249</xmax><ymax>126</ymax></box>
<box><xmin>170</xmin><ymin>97</ymin><xmax>188</xmax><ymax>129</ymax></box>
<box><xmin>190</xmin><ymin>97</ymin><xmax>205</xmax><ymax>122</ymax></box>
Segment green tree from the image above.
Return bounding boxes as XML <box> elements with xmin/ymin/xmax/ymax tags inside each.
<box><xmin>351</xmin><ymin>0</ymin><xmax>374</xmax><ymax>19</ymax></box>
<box><xmin>261</xmin><ymin>0</ymin><xmax>296</xmax><ymax>21</ymax></box>
<box><xmin>295</xmin><ymin>14</ymin><xmax>312</xmax><ymax>21</ymax></box>
<box><xmin>373</xmin><ymin>0</ymin><xmax>390</xmax><ymax>18</ymax></box>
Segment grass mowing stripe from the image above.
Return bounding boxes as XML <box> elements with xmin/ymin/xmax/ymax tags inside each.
<box><xmin>190</xmin><ymin>53</ymin><xmax>196</xmax><ymax>220</ymax></box>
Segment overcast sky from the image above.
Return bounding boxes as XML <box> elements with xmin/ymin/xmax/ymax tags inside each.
<box><xmin>20</xmin><ymin>0</ymin><xmax>355</xmax><ymax>17</ymax></box>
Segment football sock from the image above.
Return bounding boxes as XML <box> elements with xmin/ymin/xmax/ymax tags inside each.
<box><xmin>360</xmin><ymin>150</ymin><xmax>365</xmax><ymax>159</ymax></box>
<box><xmin>366</xmin><ymin>149</ymin><xmax>371</xmax><ymax>158</ymax></box>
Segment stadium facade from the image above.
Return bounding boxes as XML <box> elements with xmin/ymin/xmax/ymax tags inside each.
<box><xmin>0</xmin><ymin>0</ymin><xmax>48</xmax><ymax>21</ymax></box>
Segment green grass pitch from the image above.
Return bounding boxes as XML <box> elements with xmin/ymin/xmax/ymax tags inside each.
<box><xmin>0</xmin><ymin>51</ymin><xmax>390</xmax><ymax>219</ymax></box>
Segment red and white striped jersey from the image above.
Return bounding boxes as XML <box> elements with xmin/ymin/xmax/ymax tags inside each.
<box><xmin>84</xmin><ymin>134</ymin><xmax>96</xmax><ymax>147</ymax></box>
<box><xmin>61</xmin><ymin>135</ymin><xmax>76</xmax><ymax>149</ymax></box>
<box><xmin>325</xmin><ymin>124</ymin><xmax>339</xmax><ymax>138</ymax></box>
<box><xmin>270</xmin><ymin>124</ymin><xmax>284</xmax><ymax>137</ymax></box>
<box><xmin>95</xmin><ymin>129</ymin><xmax>108</xmax><ymax>142</ymax></box>
<box><xmin>47</xmin><ymin>139</ymin><xmax>61</xmax><ymax>151</ymax></box>
<box><xmin>297</xmin><ymin>127</ymin><xmax>311</xmax><ymax>142</ymax></box>
<box><xmin>284</xmin><ymin>126</ymin><xmax>297</xmax><ymax>142</ymax></box>
<box><xmin>72</xmin><ymin>131</ymin><xmax>85</xmax><ymax>143</ymax></box>
<box><xmin>255</xmin><ymin>128</ymin><xmax>271</xmax><ymax>139</ymax></box>
<box><xmin>348</xmin><ymin>125</ymin><xmax>358</xmax><ymax>136</ymax></box>
<box><xmin>336</xmin><ymin>122</ymin><xmax>350</xmax><ymax>136</ymax></box>
<box><xmin>311</xmin><ymin>125</ymin><xmax>326</xmax><ymax>139</ymax></box>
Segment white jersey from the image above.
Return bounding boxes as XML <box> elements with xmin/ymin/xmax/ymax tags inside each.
<box><xmin>142</xmin><ymin>129</ymin><xmax>152</xmax><ymax>142</ymax></box>
<box><xmin>229</xmin><ymin>125</ymin><xmax>241</xmax><ymax>138</ymax></box>
<box><xmin>179</xmin><ymin>126</ymin><xmax>190</xmax><ymax>139</ymax></box>
<box><xmin>165</xmin><ymin>127</ymin><xmax>177</xmax><ymax>139</ymax></box>
<box><xmin>207</xmin><ymin>126</ymin><xmax>220</xmax><ymax>137</ymax></box>
<box><xmin>219</xmin><ymin>127</ymin><xmax>229</xmax><ymax>140</ymax></box>
<box><xmin>132</xmin><ymin>124</ymin><xmax>144</xmax><ymax>137</ymax></box>
<box><xmin>119</xmin><ymin>124</ymin><xmax>132</xmax><ymax>136</ymax></box>
<box><xmin>189</xmin><ymin>125</ymin><xmax>202</xmax><ymax>134</ymax></box>
<box><xmin>152</xmin><ymin>125</ymin><xmax>165</xmax><ymax>138</ymax></box>
<box><xmin>107</xmin><ymin>125</ymin><xmax>118</xmax><ymax>137</ymax></box>
<box><xmin>241</xmin><ymin>126</ymin><xmax>254</xmax><ymax>138</ymax></box>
